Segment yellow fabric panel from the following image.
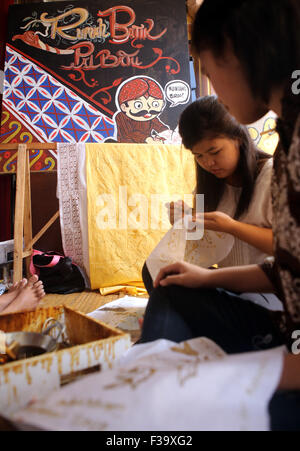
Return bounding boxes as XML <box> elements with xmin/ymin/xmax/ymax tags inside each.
<box><xmin>86</xmin><ymin>143</ymin><xmax>195</xmax><ymax>289</ymax></box>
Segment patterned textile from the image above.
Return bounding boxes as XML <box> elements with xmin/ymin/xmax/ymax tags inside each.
<box><xmin>56</xmin><ymin>143</ymin><xmax>195</xmax><ymax>290</ymax></box>
<box><xmin>56</xmin><ymin>143</ymin><xmax>90</xmax><ymax>283</ymax></box>
<box><xmin>261</xmin><ymin>87</ymin><xmax>300</xmax><ymax>346</ymax></box>
<box><xmin>85</xmin><ymin>143</ymin><xmax>195</xmax><ymax>289</ymax></box>
<box><xmin>0</xmin><ymin>106</ymin><xmax>57</xmax><ymax>172</ymax></box>
<box><xmin>10</xmin><ymin>339</ymin><xmax>284</xmax><ymax>431</ymax></box>
<box><xmin>3</xmin><ymin>46</ymin><xmax>115</xmax><ymax>144</ymax></box>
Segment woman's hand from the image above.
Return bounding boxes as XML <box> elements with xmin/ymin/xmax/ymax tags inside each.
<box><xmin>191</xmin><ymin>211</ymin><xmax>273</xmax><ymax>255</ymax></box>
<box><xmin>154</xmin><ymin>261</ymin><xmax>211</xmax><ymax>289</ymax></box>
<box><xmin>166</xmin><ymin>200</ymin><xmax>193</xmax><ymax>225</ymax></box>
<box><xmin>154</xmin><ymin>262</ymin><xmax>275</xmax><ymax>293</ymax></box>
<box><xmin>192</xmin><ymin>211</ymin><xmax>236</xmax><ymax>234</ymax></box>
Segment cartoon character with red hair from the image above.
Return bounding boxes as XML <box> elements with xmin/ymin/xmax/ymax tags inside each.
<box><xmin>114</xmin><ymin>76</ymin><xmax>169</xmax><ymax>143</ymax></box>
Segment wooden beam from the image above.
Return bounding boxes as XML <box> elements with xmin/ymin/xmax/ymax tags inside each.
<box><xmin>5</xmin><ymin>142</ymin><xmax>60</xmax><ymax>283</ymax></box>
<box><xmin>13</xmin><ymin>144</ymin><xmax>27</xmax><ymax>283</ymax></box>
<box><xmin>0</xmin><ymin>143</ymin><xmax>57</xmax><ymax>150</ymax></box>
<box><xmin>23</xmin><ymin>150</ymin><xmax>33</xmax><ymax>277</ymax></box>
<box><xmin>24</xmin><ymin>210</ymin><xmax>60</xmax><ymax>252</ymax></box>
<box><xmin>22</xmin><ymin>250</ymin><xmax>33</xmax><ymax>259</ymax></box>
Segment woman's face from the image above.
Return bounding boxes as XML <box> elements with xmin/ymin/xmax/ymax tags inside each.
<box><xmin>199</xmin><ymin>48</ymin><xmax>269</xmax><ymax>124</ymax></box>
<box><xmin>192</xmin><ymin>136</ymin><xmax>240</xmax><ymax>181</ymax></box>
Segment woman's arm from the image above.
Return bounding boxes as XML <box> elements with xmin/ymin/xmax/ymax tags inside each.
<box><xmin>154</xmin><ymin>261</ymin><xmax>275</xmax><ymax>293</ymax></box>
<box><xmin>154</xmin><ymin>261</ymin><xmax>300</xmax><ymax>391</ymax></box>
<box><xmin>229</xmin><ymin>219</ymin><xmax>273</xmax><ymax>255</ymax></box>
<box><xmin>194</xmin><ymin>211</ymin><xmax>273</xmax><ymax>255</ymax></box>
<box><xmin>278</xmin><ymin>354</ymin><xmax>300</xmax><ymax>390</ymax></box>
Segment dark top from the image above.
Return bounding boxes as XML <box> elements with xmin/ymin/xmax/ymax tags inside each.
<box><xmin>260</xmin><ymin>84</ymin><xmax>300</xmax><ymax>348</ymax></box>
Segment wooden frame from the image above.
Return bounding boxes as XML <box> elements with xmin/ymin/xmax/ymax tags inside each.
<box><xmin>0</xmin><ymin>143</ymin><xmax>59</xmax><ymax>283</ymax></box>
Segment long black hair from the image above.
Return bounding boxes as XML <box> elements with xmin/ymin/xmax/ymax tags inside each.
<box><xmin>179</xmin><ymin>96</ymin><xmax>271</xmax><ymax>219</ymax></box>
<box><xmin>191</xmin><ymin>0</ymin><xmax>300</xmax><ymax>104</ymax></box>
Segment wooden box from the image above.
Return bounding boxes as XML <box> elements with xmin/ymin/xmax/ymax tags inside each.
<box><xmin>0</xmin><ymin>306</ymin><xmax>131</xmax><ymax>416</ymax></box>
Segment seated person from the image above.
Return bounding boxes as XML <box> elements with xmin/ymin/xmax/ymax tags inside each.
<box><xmin>140</xmin><ymin>0</ymin><xmax>300</xmax><ymax>431</ymax></box>
<box><xmin>143</xmin><ymin>96</ymin><xmax>274</xmax><ymax>294</ymax></box>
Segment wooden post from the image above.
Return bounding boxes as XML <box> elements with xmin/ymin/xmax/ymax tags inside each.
<box><xmin>0</xmin><ymin>142</ymin><xmax>59</xmax><ymax>284</ymax></box>
<box><xmin>23</xmin><ymin>148</ymin><xmax>32</xmax><ymax>278</ymax></box>
<box><xmin>193</xmin><ymin>57</ymin><xmax>212</xmax><ymax>98</ymax></box>
<box><xmin>13</xmin><ymin>144</ymin><xmax>27</xmax><ymax>283</ymax></box>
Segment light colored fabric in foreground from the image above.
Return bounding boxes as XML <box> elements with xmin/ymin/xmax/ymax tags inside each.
<box><xmin>11</xmin><ymin>338</ymin><xmax>284</xmax><ymax>431</ymax></box>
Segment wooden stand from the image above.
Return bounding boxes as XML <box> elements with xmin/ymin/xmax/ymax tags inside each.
<box><xmin>0</xmin><ymin>143</ymin><xmax>59</xmax><ymax>283</ymax></box>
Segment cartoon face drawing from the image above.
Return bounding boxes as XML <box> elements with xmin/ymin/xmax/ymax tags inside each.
<box><xmin>113</xmin><ymin>76</ymin><xmax>169</xmax><ymax>143</ymax></box>
<box><xmin>120</xmin><ymin>96</ymin><xmax>165</xmax><ymax>122</ymax></box>
<box><xmin>118</xmin><ymin>77</ymin><xmax>166</xmax><ymax>121</ymax></box>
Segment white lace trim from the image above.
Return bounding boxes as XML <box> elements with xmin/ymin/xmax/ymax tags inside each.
<box><xmin>57</xmin><ymin>143</ymin><xmax>90</xmax><ymax>282</ymax></box>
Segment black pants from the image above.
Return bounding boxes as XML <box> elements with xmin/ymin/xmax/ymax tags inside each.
<box><xmin>142</xmin><ymin>262</ymin><xmax>155</xmax><ymax>295</ymax></box>
<box><xmin>141</xmin><ymin>263</ymin><xmax>300</xmax><ymax>430</ymax></box>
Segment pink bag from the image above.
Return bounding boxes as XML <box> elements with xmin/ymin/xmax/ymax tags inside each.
<box><xmin>30</xmin><ymin>250</ymin><xmax>86</xmax><ymax>294</ymax></box>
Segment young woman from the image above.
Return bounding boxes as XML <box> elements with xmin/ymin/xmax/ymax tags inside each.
<box><xmin>178</xmin><ymin>96</ymin><xmax>273</xmax><ymax>264</ymax></box>
<box><xmin>140</xmin><ymin>0</ymin><xmax>300</xmax><ymax>431</ymax></box>
<box><xmin>142</xmin><ymin>97</ymin><xmax>277</xmax><ymax>308</ymax></box>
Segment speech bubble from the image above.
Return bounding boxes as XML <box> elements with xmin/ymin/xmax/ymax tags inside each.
<box><xmin>165</xmin><ymin>80</ymin><xmax>190</xmax><ymax>107</ymax></box>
